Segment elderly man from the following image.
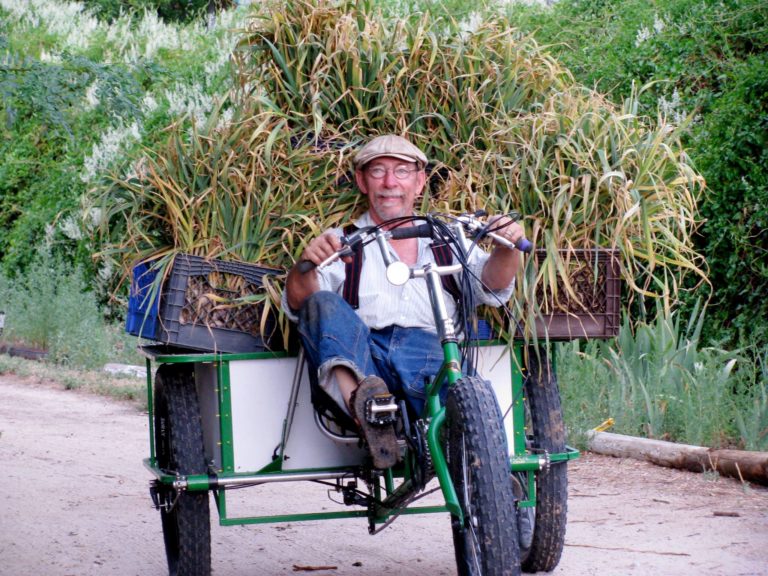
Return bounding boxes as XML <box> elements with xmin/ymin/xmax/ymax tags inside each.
<box><xmin>283</xmin><ymin>134</ymin><xmax>525</xmax><ymax>468</ymax></box>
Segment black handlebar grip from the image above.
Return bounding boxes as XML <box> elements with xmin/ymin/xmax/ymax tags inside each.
<box><xmin>296</xmin><ymin>259</ymin><xmax>316</xmax><ymax>274</ymax></box>
<box><xmin>516</xmin><ymin>238</ymin><xmax>533</xmax><ymax>253</ymax></box>
<box><xmin>389</xmin><ymin>223</ymin><xmax>433</xmax><ymax>240</ymax></box>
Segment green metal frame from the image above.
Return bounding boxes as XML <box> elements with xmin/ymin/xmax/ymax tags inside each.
<box><xmin>143</xmin><ymin>340</ymin><xmax>578</xmax><ymax>526</ymax></box>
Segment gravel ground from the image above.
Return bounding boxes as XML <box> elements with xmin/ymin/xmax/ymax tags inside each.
<box><xmin>1</xmin><ymin>374</ymin><xmax>767</xmax><ymax>576</ymax></box>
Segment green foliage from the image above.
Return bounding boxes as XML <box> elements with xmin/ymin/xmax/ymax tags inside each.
<box><xmin>1</xmin><ymin>50</ymin><xmax>142</xmax><ymax>136</ymax></box>
<box><xmin>0</xmin><ymin>249</ymin><xmax>140</xmax><ymax>369</ymax></box>
<box><xmin>0</xmin><ymin>0</ymin><xmax>242</xmax><ymax>285</ymax></box>
<box><xmin>0</xmin><ymin>113</ymin><xmax>101</xmax><ymax>273</ymax></box>
<box><xmin>505</xmin><ymin>0</ymin><xmax>768</xmax><ymax>111</ymax></box>
<box><xmin>553</xmin><ymin>339</ymin><xmax>615</xmax><ymax>448</ymax></box>
<box><xmin>557</xmin><ymin>301</ymin><xmax>767</xmax><ymax>449</ymax></box>
<box><xmin>734</xmin><ymin>349</ymin><xmax>768</xmax><ymax>451</ymax></box>
<box><xmin>84</xmin><ymin>0</ymin><xmax>214</xmax><ymax>23</ymax></box>
<box><xmin>0</xmin><ymin>354</ymin><xmax>35</xmax><ymax>377</ymax></box>
<box><xmin>0</xmin><ymin>21</ymin><xmax>144</xmax><ymax>273</ymax></box>
<box><xmin>505</xmin><ymin>0</ymin><xmax>768</xmax><ymax>346</ymax></box>
<box><xmin>92</xmin><ymin>0</ymin><xmax>705</xmax><ymax>346</ymax></box>
<box><xmin>694</xmin><ymin>52</ymin><xmax>768</xmax><ymax>345</ymax></box>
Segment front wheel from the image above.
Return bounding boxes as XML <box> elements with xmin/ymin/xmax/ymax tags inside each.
<box><xmin>154</xmin><ymin>363</ymin><xmax>211</xmax><ymax>576</ymax></box>
<box><xmin>445</xmin><ymin>376</ymin><xmax>521</xmax><ymax>576</ymax></box>
<box><xmin>519</xmin><ymin>348</ymin><xmax>568</xmax><ymax>573</ymax></box>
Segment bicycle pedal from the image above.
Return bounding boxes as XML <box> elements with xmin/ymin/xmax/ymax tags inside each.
<box><xmin>365</xmin><ymin>394</ymin><xmax>398</xmax><ymax>426</ymax></box>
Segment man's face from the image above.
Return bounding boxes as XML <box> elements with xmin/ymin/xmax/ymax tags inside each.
<box><xmin>355</xmin><ymin>156</ymin><xmax>426</xmax><ymax>225</ymax></box>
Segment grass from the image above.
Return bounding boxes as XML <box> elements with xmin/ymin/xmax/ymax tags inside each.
<box><xmin>0</xmin><ymin>353</ymin><xmax>147</xmax><ymax>410</ymax></box>
<box><xmin>0</xmin><ymin>248</ymin><xmax>144</xmax><ymax>369</ymax></box>
<box><xmin>557</xmin><ymin>303</ymin><xmax>768</xmax><ymax>451</ymax></box>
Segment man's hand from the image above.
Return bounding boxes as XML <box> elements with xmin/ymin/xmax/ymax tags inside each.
<box><xmin>487</xmin><ymin>215</ymin><xmax>526</xmax><ymax>250</ymax></box>
<box><xmin>481</xmin><ymin>215</ymin><xmax>526</xmax><ymax>291</ymax></box>
<box><xmin>299</xmin><ymin>231</ymin><xmax>348</xmax><ymax>268</ymax></box>
<box><xmin>286</xmin><ymin>231</ymin><xmax>352</xmax><ymax>311</ymax></box>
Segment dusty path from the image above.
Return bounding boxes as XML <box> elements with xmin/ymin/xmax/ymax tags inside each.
<box><xmin>1</xmin><ymin>374</ymin><xmax>767</xmax><ymax>576</ymax></box>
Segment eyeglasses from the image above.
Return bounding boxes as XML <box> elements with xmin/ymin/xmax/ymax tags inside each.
<box><xmin>365</xmin><ymin>166</ymin><xmax>420</xmax><ymax>180</ymax></box>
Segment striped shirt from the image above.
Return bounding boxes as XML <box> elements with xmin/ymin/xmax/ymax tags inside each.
<box><xmin>282</xmin><ymin>212</ymin><xmax>515</xmax><ymax>332</ymax></box>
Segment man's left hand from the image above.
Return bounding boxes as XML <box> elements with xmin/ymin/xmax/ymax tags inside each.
<box><xmin>487</xmin><ymin>215</ymin><xmax>525</xmax><ymax>250</ymax></box>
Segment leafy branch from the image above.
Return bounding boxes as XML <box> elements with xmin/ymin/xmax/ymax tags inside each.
<box><xmin>1</xmin><ymin>49</ymin><xmax>144</xmax><ymax>136</ymax></box>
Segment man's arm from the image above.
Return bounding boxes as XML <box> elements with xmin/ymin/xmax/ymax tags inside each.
<box><xmin>285</xmin><ymin>266</ymin><xmax>320</xmax><ymax>312</ymax></box>
<box><xmin>480</xmin><ymin>217</ymin><xmax>525</xmax><ymax>292</ymax></box>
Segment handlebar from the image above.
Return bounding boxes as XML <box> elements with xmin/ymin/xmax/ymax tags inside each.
<box><xmin>454</xmin><ymin>213</ymin><xmax>533</xmax><ymax>254</ymax></box>
<box><xmin>295</xmin><ymin>226</ymin><xmax>375</xmax><ymax>274</ymax></box>
<box><xmin>389</xmin><ymin>217</ymin><xmax>533</xmax><ymax>253</ymax></box>
<box><xmin>296</xmin><ymin>259</ymin><xmax>320</xmax><ymax>274</ymax></box>
<box><xmin>295</xmin><ymin>212</ymin><xmax>532</xmax><ymax>274</ymax></box>
<box><xmin>497</xmin><ymin>233</ymin><xmax>532</xmax><ymax>253</ymax></box>
<box><xmin>388</xmin><ymin>223</ymin><xmax>434</xmax><ymax>240</ymax></box>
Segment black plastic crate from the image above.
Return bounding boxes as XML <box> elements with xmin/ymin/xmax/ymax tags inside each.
<box><xmin>127</xmin><ymin>254</ymin><xmax>282</xmax><ymax>353</ymax></box>
<box><xmin>531</xmin><ymin>248</ymin><xmax>621</xmax><ymax>340</ymax></box>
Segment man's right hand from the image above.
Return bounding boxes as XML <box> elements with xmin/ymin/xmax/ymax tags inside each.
<box><xmin>286</xmin><ymin>231</ymin><xmax>349</xmax><ymax>311</ymax></box>
<box><xmin>298</xmin><ymin>231</ymin><xmax>355</xmax><ymax>269</ymax></box>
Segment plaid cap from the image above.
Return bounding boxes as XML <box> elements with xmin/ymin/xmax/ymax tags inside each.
<box><xmin>353</xmin><ymin>134</ymin><xmax>428</xmax><ymax>169</ymax></box>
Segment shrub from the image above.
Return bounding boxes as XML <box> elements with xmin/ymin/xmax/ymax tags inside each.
<box><xmin>694</xmin><ymin>52</ymin><xmax>768</xmax><ymax>345</ymax></box>
<box><xmin>0</xmin><ymin>249</ymin><xmax>135</xmax><ymax>369</ymax></box>
<box><xmin>0</xmin><ymin>0</ymin><xmax>245</xmax><ymax>285</ymax></box>
<box><xmin>84</xmin><ymin>0</ymin><xmax>214</xmax><ymax>23</ymax></box>
<box><xmin>734</xmin><ymin>347</ymin><xmax>768</xmax><ymax>452</ymax></box>
<box><xmin>557</xmin><ymin>301</ymin><xmax>763</xmax><ymax>448</ymax></box>
<box><xmin>504</xmin><ymin>0</ymin><xmax>768</xmax><ymax>347</ymax></box>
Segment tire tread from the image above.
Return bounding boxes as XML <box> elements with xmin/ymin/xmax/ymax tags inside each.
<box><xmin>447</xmin><ymin>376</ymin><xmax>521</xmax><ymax>576</ymax></box>
<box><xmin>155</xmin><ymin>364</ymin><xmax>211</xmax><ymax>576</ymax></box>
<box><xmin>520</xmin><ymin>349</ymin><xmax>567</xmax><ymax>573</ymax></box>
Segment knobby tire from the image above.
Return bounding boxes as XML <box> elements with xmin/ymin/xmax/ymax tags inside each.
<box><xmin>445</xmin><ymin>376</ymin><xmax>521</xmax><ymax>576</ymax></box>
<box><xmin>154</xmin><ymin>363</ymin><xmax>212</xmax><ymax>576</ymax></box>
<box><xmin>520</xmin><ymin>348</ymin><xmax>568</xmax><ymax>573</ymax></box>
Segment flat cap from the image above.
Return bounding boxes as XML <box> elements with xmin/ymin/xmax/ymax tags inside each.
<box><xmin>353</xmin><ymin>134</ymin><xmax>428</xmax><ymax>169</ymax></box>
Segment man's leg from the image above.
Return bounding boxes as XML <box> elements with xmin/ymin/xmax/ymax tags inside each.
<box><xmin>298</xmin><ymin>291</ymin><xmax>376</xmax><ymax>415</ymax></box>
<box><xmin>375</xmin><ymin>326</ymin><xmax>445</xmax><ymax>417</ymax></box>
<box><xmin>332</xmin><ymin>367</ymin><xmax>360</xmax><ymax>413</ymax></box>
<box><xmin>297</xmin><ymin>291</ymin><xmax>399</xmax><ymax>468</ymax></box>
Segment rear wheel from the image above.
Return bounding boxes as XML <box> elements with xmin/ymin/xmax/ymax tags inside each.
<box><xmin>154</xmin><ymin>363</ymin><xmax>211</xmax><ymax>576</ymax></box>
<box><xmin>519</xmin><ymin>348</ymin><xmax>568</xmax><ymax>573</ymax></box>
<box><xmin>445</xmin><ymin>376</ymin><xmax>521</xmax><ymax>576</ymax></box>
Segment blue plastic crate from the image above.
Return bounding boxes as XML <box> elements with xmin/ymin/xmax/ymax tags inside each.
<box><xmin>474</xmin><ymin>319</ymin><xmax>496</xmax><ymax>340</ymax></box>
<box><xmin>125</xmin><ymin>262</ymin><xmax>161</xmax><ymax>339</ymax></box>
<box><xmin>126</xmin><ymin>254</ymin><xmax>282</xmax><ymax>353</ymax></box>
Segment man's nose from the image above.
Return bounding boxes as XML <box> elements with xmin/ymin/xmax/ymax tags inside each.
<box><xmin>382</xmin><ymin>169</ymin><xmax>399</xmax><ymax>186</ymax></box>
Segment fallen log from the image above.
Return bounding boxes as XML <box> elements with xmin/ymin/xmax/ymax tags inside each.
<box><xmin>0</xmin><ymin>343</ymin><xmax>48</xmax><ymax>361</ymax></box>
<box><xmin>587</xmin><ymin>431</ymin><xmax>768</xmax><ymax>486</ymax></box>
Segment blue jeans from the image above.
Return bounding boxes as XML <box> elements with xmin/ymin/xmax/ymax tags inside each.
<box><xmin>298</xmin><ymin>291</ymin><xmax>446</xmax><ymax>416</ymax></box>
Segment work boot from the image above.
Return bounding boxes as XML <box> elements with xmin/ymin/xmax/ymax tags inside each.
<box><xmin>350</xmin><ymin>376</ymin><xmax>400</xmax><ymax>469</ymax></box>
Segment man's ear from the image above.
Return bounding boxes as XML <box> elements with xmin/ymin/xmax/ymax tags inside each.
<box><xmin>415</xmin><ymin>169</ymin><xmax>427</xmax><ymax>197</ymax></box>
<box><xmin>355</xmin><ymin>168</ymin><xmax>369</xmax><ymax>196</ymax></box>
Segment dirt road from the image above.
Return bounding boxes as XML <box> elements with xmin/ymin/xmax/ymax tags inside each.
<box><xmin>1</xmin><ymin>374</ymin><xmax>767</xmax><ymax>576</ymax></box>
